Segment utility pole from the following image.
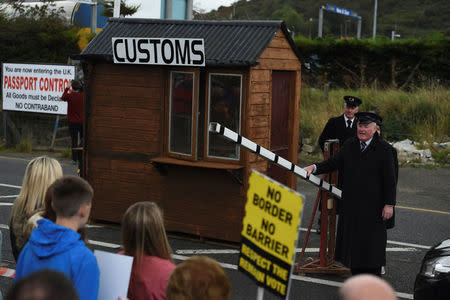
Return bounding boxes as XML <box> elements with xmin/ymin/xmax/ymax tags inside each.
<box><xmin>372</xmin><ymin>0</ymin><xmax>378</xmax><ymax>39</ymax></box>
<box><xmin>186</xmin><ymin>0</ymin><xmax>193</xmax><ymax>19</ymax></box>
<box><xmin>309</xmin><ymin>18</ymin><xmax>313</xmax><ymax>38</ymax></box>
<box><xmin>318</xmin><ymin>6</ymin><xmax>324</xmax><ymax>38</ymax></box>
<box><xmin>357</xmin><ymin>16</ymin><xmax>362</xmax><ymax>39</ymax></box>
<box><xmin>90</xmin><ymin>2</ymin><xmax>97</xmax><ymax>33</ymax></box>
<box><xmin>113</xmin><ymin>0</ymin><xmax>120</xmax><ymax>17</ymax></box>
<box><xmin>165</xmin><ymin>0</ymin><xmax>173</xmax><ymax>19</ymax></box>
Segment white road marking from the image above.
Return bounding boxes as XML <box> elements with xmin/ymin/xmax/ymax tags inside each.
<box><xmin>0</xmin><ymin>203</ymin><xmax>13</xmax><ymax>206</ymax></box>
<box><xmin>387</xmin><ymin>240</ymin><xmax>431</xmax><ymax>250</ymax></box>
<box><xmin>172</xmin><ymin>254</ymin><xmax>412</xmax><ymax>299</ymax></box>
<box><xmin>0</xmin><ymin>195</ymin><xmax>17</xmax><ymax>199</ymax></box>
<box><xmin>176</xmin><ymin>247</ymin><xmax>417</xmax><ymax>255</ymax></box>
<box><xmin>0</xmin><ymin>183</ymin><xmax>21</xmax><ymax>189</ymax></box>
<box><xmin>290</xmin><ymin>274</ymin><xmax>413</xmax><ymax>299</ymax></box>
<box><xmin>300</xmin><ymin>227</ymin><xmax>318</xmax><ymax>233</ymax></box>
<box><xmin>87</xmin><ymin>240</ymin><xmax>121</xmax><ymax>249</ymax></box>
<box><xmin>85</xmin><ymin>224</ymin><xmax>104</xmax><ymax>228</ymax></box>
<box><xmin>173</xmin><ymin>254</ymin><xmax>238</xmax><ymax>270</ymax></box>
<box><xmin>176</xmin><ymin>249</ymin><xmax>239</xmax><ymax>255</ymax></box>
<box><xmin>0</xmin><ymin>218</ymin><xmax>431</xmax><ymax>252</ymax></box>
<box><xmin>0</xmin><ymin>246</ymin><xmax>416</xmax><ymax>299</ymax></box>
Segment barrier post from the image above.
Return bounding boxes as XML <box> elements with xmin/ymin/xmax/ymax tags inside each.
<box><xmin>295</xmin><ymin>139</ymin><xmax>350</xmax><ymax>275</ymax></box>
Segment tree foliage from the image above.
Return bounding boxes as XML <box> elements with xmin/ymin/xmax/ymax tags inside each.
<box><xmin>196</xmin><ymin>0</ymin><xmax>450</xmax><ymax>39</ymax></box>
<box><xmin>0</xmin><ymin>0</ymin><xmax>80</xmax><ymax>64</ymax></box>
<box><xmin>99</xmin><ymin>0</ymin><xmax>140</xmax><ymax>17</ymax></box>
<box><xmin>295</xmin><ymin>34</ymin><xmax>450</xmax><ymax>89</ymax></box>
<box><xmin>271</xmin><ymin>6</ymin><xmax>304</xmax><ymax>35</ymax></box>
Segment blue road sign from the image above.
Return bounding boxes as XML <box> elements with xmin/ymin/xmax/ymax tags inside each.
<box><xmin>325</xmin><ymin>4</ymin><xmax>359</xmax><ymax>19</ymax></box>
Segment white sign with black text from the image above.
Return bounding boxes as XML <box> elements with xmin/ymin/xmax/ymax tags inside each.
<box><xmin>112</xmin><ymin>37</ymin><xmax>205</xmax><ymax>66</ymax></box>
<box><xmin>2</xmin><ymin>63</ymin><xmax>74</xmax><ymax>115</ymax></box>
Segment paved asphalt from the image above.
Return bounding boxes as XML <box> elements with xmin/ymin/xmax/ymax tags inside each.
<box><xmin>0</xmin><ymin>153</ymin><xmax>449</xmax><ymax>299</ymax></box>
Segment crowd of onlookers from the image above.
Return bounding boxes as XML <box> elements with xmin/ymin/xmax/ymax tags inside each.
<box><xmin>4</xmin><ymin>155</ymin><xmax>398</xmax><ymax>300</ymax></box>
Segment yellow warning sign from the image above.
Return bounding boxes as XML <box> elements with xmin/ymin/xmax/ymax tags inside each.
<box><xmin>238</xmin><ymin>170</ymin><xmax>304</xmax><ymax>298</ymax></box>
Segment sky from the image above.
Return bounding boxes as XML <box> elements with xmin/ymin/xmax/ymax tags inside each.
<box><xmin>127</xmin><ymin>0</ymin><xmax>237</xmax><ymax>18</ymax></box>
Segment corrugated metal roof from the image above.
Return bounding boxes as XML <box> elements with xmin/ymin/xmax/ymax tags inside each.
<box><xmin>80</xmin><ymin>18</ymin><xmax>301</xmax><ymax>67</ymax></box>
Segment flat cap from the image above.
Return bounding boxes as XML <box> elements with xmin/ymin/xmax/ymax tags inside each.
<box><xmin>356</xmin><ymin>111</ymin><xmax>382</xmax><ymax>125</ymax></box>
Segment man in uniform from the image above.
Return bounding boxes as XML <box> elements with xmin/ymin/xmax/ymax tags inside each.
<box><xmin>315</xmin><ymin>96</ymin><xmax>362</xmax><ymax>233</ymax></box>
<box><xmin>304</xmin><ymin>112</ymin><xmax>396</xmax><ymax>276</ymax></box>
<box><xmin>318</xmin><ymin>95</ymin><xmax>362</xmax><ymax>152</ymax></box>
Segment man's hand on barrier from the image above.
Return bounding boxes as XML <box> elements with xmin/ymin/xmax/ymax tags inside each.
<box><xmin>304</xmin><ymin>165</ymin><xmax>315</xmax><ymax>177</ymax></box>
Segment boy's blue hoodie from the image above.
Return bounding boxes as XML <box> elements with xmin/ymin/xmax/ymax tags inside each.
<box><xmin>15</xmin><ymin>218</ymin><xmax>99</xmax><ymax>300</ymax></box>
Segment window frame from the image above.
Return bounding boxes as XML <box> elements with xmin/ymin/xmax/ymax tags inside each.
<box><xmin>204</xmin><ymin>72</ymin><xmax>244</xmax><ymax>163</ymax></box>
<box><xmin>167</xmin><ymin>69</ymin><xmax>198</xmax><ymax>161</ymax></box>
<box><xmin>163</xmin><ymin>68</ymin><xmax>245</xmax><ymax>166</ymax></box>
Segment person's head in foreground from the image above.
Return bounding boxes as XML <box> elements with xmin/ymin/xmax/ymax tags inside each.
<box><xmin>336</xmin><ymin>274</ymin><xmax>397</xmax><ymax>300</ymax></box>
<box><xmin>51</xmin><ymin>175</ymin><xmax>93</xmax><ymax>229</ymax></box>
<box><xmin>122</xmin><ymin>201</ymin><xmax>173</xmax><ymax>265</ymax></box>
<box><xmin>6</xmin><ymin>269</ymin><xmax>78</xmax><ymax>300</ymax></box>
<box><xmin>166</xmin><ymin>256</ymin><xmax>231</xmax><ymax>300</ymax></box>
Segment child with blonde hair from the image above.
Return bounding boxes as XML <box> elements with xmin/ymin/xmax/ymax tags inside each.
<box><xmin>9</xmin><ymin>156</ymin><xmax>63</xmax><ymax>260</ymax></box>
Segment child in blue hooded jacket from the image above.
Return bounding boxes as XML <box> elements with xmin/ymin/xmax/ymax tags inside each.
<box><xmin>15</xmin><ymin>175</ymin><xmax>99</xmax><ymax>300</ymax></box>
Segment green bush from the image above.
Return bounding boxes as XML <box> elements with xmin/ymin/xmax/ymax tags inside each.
<box><xmin>295</xmin><ymin>35</ymin><xmax>450</xmax><ymax>90</ymax></box>
<box><xmin>432</xmin><ymin>148</ymin><xmax>450</xmax><ymax>165</ymax></box>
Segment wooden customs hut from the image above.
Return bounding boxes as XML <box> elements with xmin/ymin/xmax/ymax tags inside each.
<box><xmin>78</xmin><ymin>18</ymin><xmax>302</xmax><ymax>242</ymax></box>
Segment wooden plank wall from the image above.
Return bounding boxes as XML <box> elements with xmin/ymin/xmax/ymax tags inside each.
<box><xmin>86</xmin><ymin>64</ymin><xmax>245</xmax><ymax>242</ymax></box>
<box><xmin>247</xmin><ymin>29</ymin><xmax>301</xmax><ymax>189</ymax></box>
<box><xmin>86</xmin><ymin>63</ymin><xmax>165</xmax><ymax>222</ymax></box>
<box><xmin>162</xmin><ymin>165</ymin><xmax>244</xmax><ymax>242</ymax></box>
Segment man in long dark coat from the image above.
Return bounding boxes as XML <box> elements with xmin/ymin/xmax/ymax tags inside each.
<box><xmin>304</xmin><ymin>112</ymin><xmax>396</xmax><ymax>276</ymax></box>
<box><xmin>318</xmin><ymin>95</ymin><xmax>362</xmax><ymax>152</ymax></box>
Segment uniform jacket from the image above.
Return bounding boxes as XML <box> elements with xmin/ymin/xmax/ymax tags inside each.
<box><xmin>15</xmin><ymin>218</ymin><xmax>99</xmax><ymax>300</ymax></box>
<box><xmin>315</xmin><ymin>135</ymin><xmax>396</xmax><ymax>268</ymax></box>
<box><xmin>318</xmin><ymin>115</ymin><xmax>356</xmax><ymax>152</ymax></box>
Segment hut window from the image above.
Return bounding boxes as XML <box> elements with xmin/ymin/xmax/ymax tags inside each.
<box><xmin>169</xmin><ymin>71</ymin><xmax>194</xmax><ymax>156</ymax></box>
<box><xmin>207</xmin><ymin>73</ymin><xmax>242</xmax><ymax>159</ymax></box>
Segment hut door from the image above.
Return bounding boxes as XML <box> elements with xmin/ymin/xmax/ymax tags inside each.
<box><xmin>269</xmin><ymin>71</ymin><xmax>292</xmax><ymax>185</ymax></box>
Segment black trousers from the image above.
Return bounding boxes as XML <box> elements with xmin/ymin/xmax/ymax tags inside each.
<box><xmin>68</xmin><ymin>122</ymin><xmax>83</xmax><ymax>161</ymax></box>
<box><xmin>351</xmin><ymin>267</ymin><xmax>382</xmax><ymax>277</ymax></box>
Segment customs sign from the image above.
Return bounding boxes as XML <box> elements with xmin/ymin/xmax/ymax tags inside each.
<box><xmin>112</xmin><ymin>37</ymin><xmax>205</xmax><ymax>66</ymax></box>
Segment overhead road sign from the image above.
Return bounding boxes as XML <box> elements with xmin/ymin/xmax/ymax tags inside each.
<box><xmin>318</xmin><ymin>4</ymin><xmax>362</xmax><ymax>38</ymax></box>
<box><xmin>325</xmin><ymin>4</ymin><xmax>359</xmax><ymax>19</ymax></box>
